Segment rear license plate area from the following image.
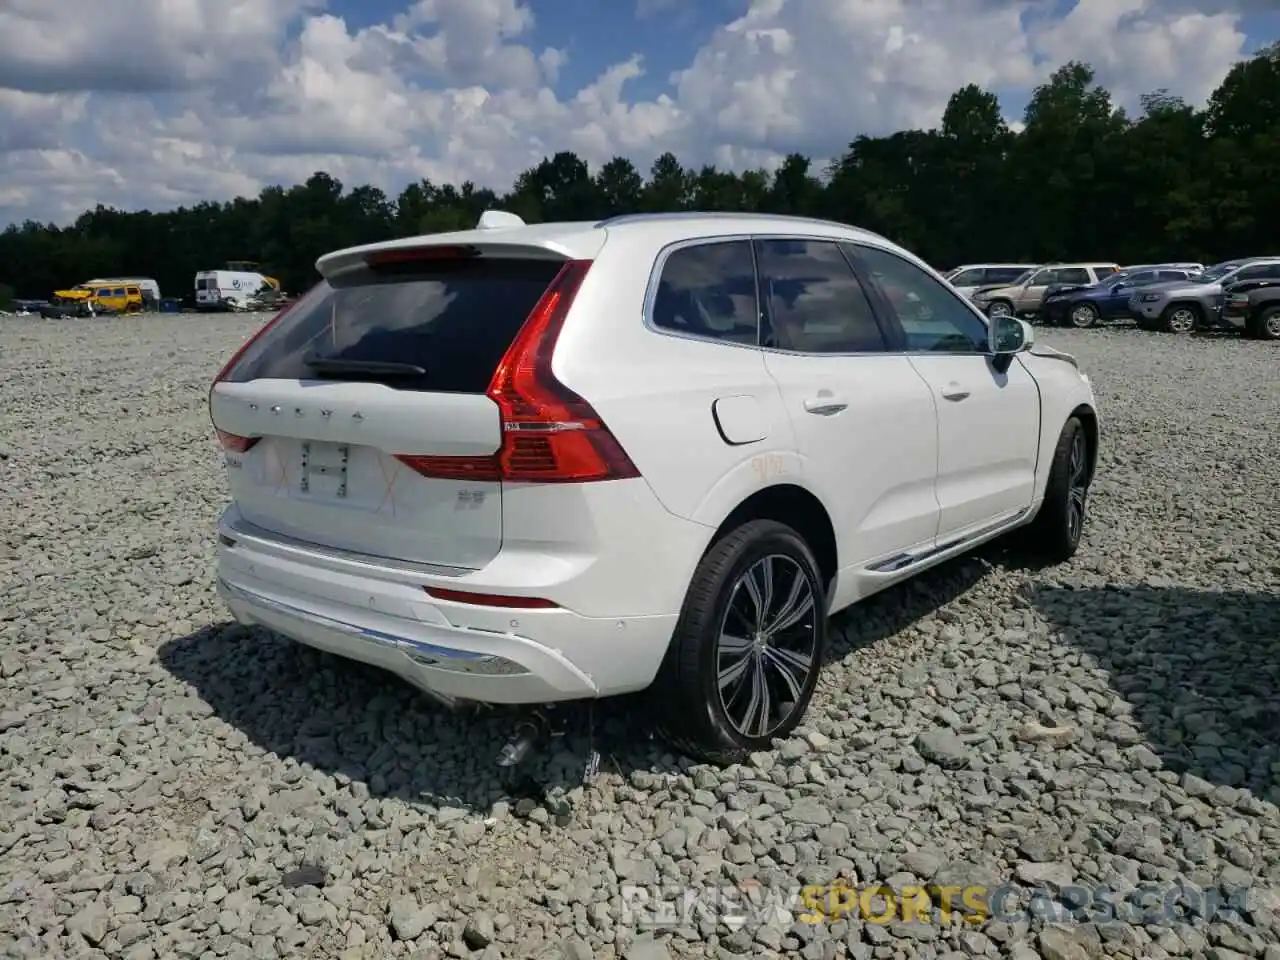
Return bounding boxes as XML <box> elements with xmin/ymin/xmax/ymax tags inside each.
<box><xmin>299</xmin><ymin>441</ymin><xmax>350</xmax><ymax>498</ymax></box>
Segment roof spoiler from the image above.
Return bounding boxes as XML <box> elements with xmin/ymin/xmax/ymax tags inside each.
<box><xmin>476</xmin><ymin>210</ymin><xmax>524</xmax><ymax>230</ymax></box>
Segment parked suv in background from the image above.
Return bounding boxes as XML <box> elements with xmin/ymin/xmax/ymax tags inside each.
<box><xmin>208</xmin><ymin>210</ymin><xmax>1100</xmax><ymax>763</ymax></box>
<box><xmin>970</xmin><ymin>263</ymin><xmax>1121</xmax><ymax>321</ymax></box>
<box><xmin>1220</xmin><ymin>278</ymin><xmax>1280</xmax><ymax>339</ymax></box>
<box><xmin>944</xmin><ymin>263</ymin><xmax>1039</xmax><ymax>298</ymax></box>
<box><xmin>1130</xmin><ymin>258</ymin><xmax>1280</xmax><ymax>333</ymax></box>
<box><xmin>1041</xmin><ymin>266</ymin><xmax>1195</xmax><ymax>328</ymax></box>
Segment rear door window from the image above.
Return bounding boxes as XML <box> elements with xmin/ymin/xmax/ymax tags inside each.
<box><xmin>650</xmin><ymin>241</ymin><xmax>759</xmax><ymax>345</ymax></box>
<box><xmin>1057</xmin><ymin>268</ymin><xmax>1091</xmax><ymax>285</ymax></box>
<box><xmin>222</xmin><ymin>255</ymin><xmax>565</xmax><ymax>394</ymax></box>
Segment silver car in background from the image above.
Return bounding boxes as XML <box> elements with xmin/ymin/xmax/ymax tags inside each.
<box><xmin>1129</xmin><ymin>258</ymin><xmax>1280</xmax><ymax>333</ymax></box>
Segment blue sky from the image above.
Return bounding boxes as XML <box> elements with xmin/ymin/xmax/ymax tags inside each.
<box><xmin>0</xmin><ymin>0</ymin><xmax>1274</xmax><ymax>225</ymax></box>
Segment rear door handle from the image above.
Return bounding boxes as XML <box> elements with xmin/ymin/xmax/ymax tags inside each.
<box><xmin>940</xmin><ymin>384</ymin><xmax>970</xmax><ymax>401</ymax></box>
<box><xmin>803</xmin><ymin>397</ymin><xmax>848</xmax><ymax>416</ymax></box>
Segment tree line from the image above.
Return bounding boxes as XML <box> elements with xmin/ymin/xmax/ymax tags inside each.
<box><xmin>1</xmin><ymin>50</ymin><xmax>1278</xmax><ymax>305</ymax></box>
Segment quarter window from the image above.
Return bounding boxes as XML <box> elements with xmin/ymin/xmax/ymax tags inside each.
<box><xmin>849</xmin><ymin>243</ymin><xmax>989</xmax><ymax>353</ymax></box>
<box><xmin>754</xmin><ymin>239</ymin><xmax>887</xmax><ymax>353</ymax></box>
<box><xmin>650</xmin><ymin>241</ymin><xmax>759</xmax><ymax>345</ymax></box>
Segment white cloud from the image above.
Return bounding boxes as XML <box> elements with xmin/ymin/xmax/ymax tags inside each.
<box><xmin>0</xmin><ymin>0</ymin><xmax>1258</xmax><ymax>225</ymax></box>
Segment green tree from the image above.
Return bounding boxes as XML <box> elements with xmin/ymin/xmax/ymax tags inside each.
<box><xmin>3</xmin><ymin>48</ymin><xmax>1279</xmax><ymax>297</ymax></box>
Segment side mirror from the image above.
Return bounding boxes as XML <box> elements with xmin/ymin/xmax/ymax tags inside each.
<box><xmin>1111</xmin><ymin>281</ymin><xmax>1128</xmax><ymax>292</ymax></box>
<box><xmin>989</xmin><ymin>315</ymin><xmax>1033</xmax><ymax>372</ymax></box>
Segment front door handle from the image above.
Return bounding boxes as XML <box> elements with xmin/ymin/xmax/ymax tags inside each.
<box><xmin>803</xmin><ymin>397</ymin><xmax>848</xmax><ymax>416</ymax></box>
<box><xmin>940</xmin><ymin>383</ymin><xmax>970</xmax><ymax>401</ymax></box>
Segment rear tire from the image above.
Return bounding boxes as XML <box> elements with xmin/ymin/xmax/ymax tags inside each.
<box><xmin>653</xmin><ymin>520</ymin><xmax>827</xmax><ymax>765</ymax></box>
<box><xmin>1247</xmin><ymin>306</ymin><xmax>1280</xmax><ymax>341</ymax></box>
<box><xmin>1021</xmin><ymin>417</ymin><xmax>1091</xmax><ymax>564</ymax></box>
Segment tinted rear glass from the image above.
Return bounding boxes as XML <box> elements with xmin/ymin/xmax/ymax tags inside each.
<box><xmin>224</xmin><ymin>257</ymin><xmax>563</xmax><ymax>393</ymax></box>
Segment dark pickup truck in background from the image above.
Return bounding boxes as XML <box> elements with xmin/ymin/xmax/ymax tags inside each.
<box><xmin>1219</xmin><ymin>279</ymin><xmax>1280</xmax><ymax>340</ymax></box>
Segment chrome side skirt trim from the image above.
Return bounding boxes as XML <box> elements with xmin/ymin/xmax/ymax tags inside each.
<box><xmin>865</xmin><ymin>507</ymin><xmax>1033</xmax><ymax>574</ymax></box>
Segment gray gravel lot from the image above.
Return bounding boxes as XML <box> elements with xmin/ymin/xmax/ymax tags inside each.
<box><xmin>1</xmin><ymin>314</ymin><xmax>1278</xmax><ymax>960</ymax></box>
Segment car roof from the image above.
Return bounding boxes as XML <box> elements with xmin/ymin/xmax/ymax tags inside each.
<box><xmin>317</xmin><ymin>210</ymin><xmax>900</xmax><ymax>279</ymax></box>
<box><xmin>953</xmin><ymin>263</ymin><xmax>1037</xmax><ymax>269</ymax></box>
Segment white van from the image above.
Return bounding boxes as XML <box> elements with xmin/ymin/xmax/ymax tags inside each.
<box><xmin>194</xmin><ymin>270</ymin><xmax>273</xmax><ymax>311</ymax></box>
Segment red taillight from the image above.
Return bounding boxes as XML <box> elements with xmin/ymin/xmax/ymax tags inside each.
<box><xmin>216</xmin><ymin>429</ymin><xmax>260</xmax><ymax>453</ymax></box>
<box><xmin>365</xmin><ymin>245</ymin><xmax>479</xmax><ymax>266</ymax></box>
<box><xmin>394</xmin><ymin>259</ymin><xmax>641</xmax><ymax>484</ymax></box>
<box><xmin>423</xmin><ymin>587</ymin><xmax>558</xmax><ymax>609</ymax></box>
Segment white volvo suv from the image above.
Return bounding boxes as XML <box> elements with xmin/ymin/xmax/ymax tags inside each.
<box><xmin>209</xmin><ymin>210</ymin><xmax>1099</xmax><ymax>763</ymax></box>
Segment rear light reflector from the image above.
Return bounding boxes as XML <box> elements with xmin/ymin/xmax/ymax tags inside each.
<box><xmin>216</xmin><ymin>429</ymin><xmax>260</xmax><ymax>453</ymax></box>
<box><xmin>394</xmin><ymin>259</ymin><xmax>641</xmax><ymax>485</ymax></box>
<box><xmin>393</xmin><ymin>454</ymin><xmax>500</xmax><ymax>482</ymax></box>
<box><xmin>424</xmin><ymin>587</ymin><xmax>558</xmax><ymax>609</ymax></box>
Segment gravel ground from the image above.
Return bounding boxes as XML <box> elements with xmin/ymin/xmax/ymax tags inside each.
<box><xmin>1</xmin><ymin>314</ymin><xmax>1278</xmax><ymax>960</ymax></box>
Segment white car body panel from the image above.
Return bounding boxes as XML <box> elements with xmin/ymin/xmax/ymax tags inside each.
<box><xmin>208</xmin><ymin>211</ymin><xmax>1099</xmax><ymax>708</ymax></box>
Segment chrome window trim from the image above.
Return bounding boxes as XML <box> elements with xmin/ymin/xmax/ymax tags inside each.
<box><xmin>639</xmin><ymin>231</ymin><xmax>999</xmax><ymax>359</ymax></box>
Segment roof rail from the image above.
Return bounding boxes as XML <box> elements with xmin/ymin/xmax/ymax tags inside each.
<box><xmin>476</xmin><ymin>210</ymin><xmax>525</xmax><ymax>230</ymax></box>
<box><xmin>592</xmin><ymin>210</ymin><xmax>868</xmax><ymax>232</ymax></box>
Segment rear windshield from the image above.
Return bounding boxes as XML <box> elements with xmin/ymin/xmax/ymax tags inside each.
<box><xmin>223</xmin><ymin>256</ymin><xmax>564</xmax><ymax>393</ymax></box>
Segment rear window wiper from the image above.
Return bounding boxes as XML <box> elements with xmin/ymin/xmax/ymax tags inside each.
<box><xmin>303</xmin><ymin>353</ymin><xmax>426</xmax><ymax>376</ymax></box>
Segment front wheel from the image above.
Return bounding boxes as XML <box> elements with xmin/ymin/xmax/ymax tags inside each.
<box><xmin>654</xmin><ymin>520</ymin><xmax>827</xmax><ymax>764</ymax></box>
<box><xmin>985</xmin><ymin>301</ymin><xmax>1013</xmax><ymax>319</ymax></box>
<box><xmin>1022</xmin><ymin>417</ymin><xmax>1091</xmax><ymax>564</ymax></box>
<box><xmin>1162</xmin><ymin>304</ymin><xmax>1199</xmax><ymax>334</ymax></box>
<box><xmin>1248</xmin><ymin>306</ymin><xmax>1280</xmax><ymax>341</ymax></box>
<box><xmin>1069</xmin><ymin>303</ymin><xmax>1100</xmax><ymax>329</ymax></box>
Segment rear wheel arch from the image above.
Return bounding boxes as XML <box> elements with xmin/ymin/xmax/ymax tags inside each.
<box><xmin>703</xmin><ymin>484</ymin><xmax>838</xmax><ymax>603</ymax></box>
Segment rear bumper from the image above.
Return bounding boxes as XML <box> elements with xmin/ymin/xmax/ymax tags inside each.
<box><xmin>214</xmin><ymin>505</ymin><xmax>688</xmax><ymax>705</ymax></box>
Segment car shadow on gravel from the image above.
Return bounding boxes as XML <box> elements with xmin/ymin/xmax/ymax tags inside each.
<box><xmin>1028</xmin><ymin>584</ymin><xmax>1280</xmax><ymax>799</ymax></box>
<box><xmin>157</xmin><ymin>557</ymin><xmax>991</xmax><ymax>814</ymax></box>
